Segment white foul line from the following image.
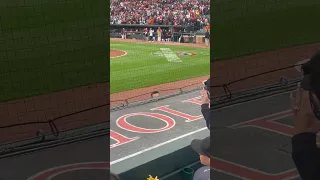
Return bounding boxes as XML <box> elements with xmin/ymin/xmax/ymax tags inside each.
<box><xmin>110</xmin><ymin>127</ymin><xmax>208</xmax><ymax>165</ymax></box>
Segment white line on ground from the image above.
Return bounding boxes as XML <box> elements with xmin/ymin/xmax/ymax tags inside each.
<box><xmin>160</xmin><ymin>48</ymin><xmax>182</xmax><ymax>62</ymax></box>
<box><xmin>110</xmin><ymin>127</ymin><xmax>208</xmax><ymax>165</ymax></box>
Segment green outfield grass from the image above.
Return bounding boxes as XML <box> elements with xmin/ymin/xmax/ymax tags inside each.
<box><xmin>0</xmin><ymin>0</ymin><xmax>108</xmax><ymax>102</ymax></box>
<box><xmin>110</xmin><ymin>41</ymin><xmax>209</xmax><ymax>93</ymax></box>
<box><xmin>211</xmin><ymin>0</ymin><xmax>320</xmax><ymax>60</ymax></box>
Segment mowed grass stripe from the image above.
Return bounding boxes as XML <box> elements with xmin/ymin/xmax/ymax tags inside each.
<box><xmin>211</xmin><ymin>0</ymin><xmax>320</xmax><ymax>60</ymax></box>
<box><xmin>110</xmin><ymin>41</ymin><xmax>209</xmax><ymax>93</ymax></box>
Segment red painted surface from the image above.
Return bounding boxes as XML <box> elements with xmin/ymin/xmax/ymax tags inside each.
<box><xmin>231</xmin><ymin>110</ymin><xmax>295</xmax><ymax>136</ymax></box>
<box><xmin>151</xmin><ymin>105</ymin><xmax>203</xmax><ymax>122</ymax></box>
<box><xmin>28</xmin><ymin>162</ymin><xmax>109</xmax><ymax>180</ymax></box>
<box><xmin>116</xmin><ymin>112</ymin><xmax>175</xmax><ymax>133</ymax></box>
<box><xmin>110</xmin><ymin>130</ymin><xmax>139</xmax><ymax>148</ymax></box>
<box><xmin>212</xmin><ymin>157</ymin><xmax>298</xmax><ymax>180</ymax></box>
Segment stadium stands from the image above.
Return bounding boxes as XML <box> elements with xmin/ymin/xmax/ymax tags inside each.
<box><xmin>110</xmin><ymin>0</ymin><xmax>210</xmax><ymax>30</ymax></box>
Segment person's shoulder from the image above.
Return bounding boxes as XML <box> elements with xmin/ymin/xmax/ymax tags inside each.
<box><xmin>193</xmin><ymin>166</ymin><xmax>210</xmax><ymax>180</ymax></box>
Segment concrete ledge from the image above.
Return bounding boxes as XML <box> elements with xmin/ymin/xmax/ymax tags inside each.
<box><xmin>112</xmin><ymin>129</ymin><xmax>209</xmax><ymax>179</ymax></box>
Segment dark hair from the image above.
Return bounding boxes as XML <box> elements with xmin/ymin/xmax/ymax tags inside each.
<box><xmin>204</xmin><ymin>78</ymin><xmax>210</xmax><ymax>91</ymax></box>
<box><xmin>110</xmin><ymin>172</ymin><xmax>121</xmax><ymax>180</ymax></box>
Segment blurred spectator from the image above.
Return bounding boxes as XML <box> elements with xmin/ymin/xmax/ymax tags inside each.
<box><xmin>191</xmin><ymin>137</ymin><xmax>211</xmax><ymax>180</ymax></box>
<box><xmin>121</xmin><ymin>28</ymin><xmax>127</xmax><ymax>39</ymax></box>
<box><xmin>290</xmin><ymin>51</ymin><xmax>320</xmax><ymax>179</ymax></box>
<box><xmin>161</xmin><ymin>29</ymin><xmax>167</xmax><ymax>41</ymax></box>
<box><xmin>144</xmin><ymin>28</ymin><xmax>149</xmax><ymax>41</ymax></box>
<box><xmin>149</xmin><ymin>28</ymin><xmax>155</xmax><ymax>41</ymax></box>
<box><xmin>157</xmin><ymin>27</ymin><xmax>162</xmax><ymax>41</ymax></box>
<box><xmin>204</xmin><ymin>30</ymin><xmax>210</xmax><ymax>47</ymax></box>
<box><xmin>110</xmin><ymin>0</ymin><xmax>210</xmax><ymax>30</ymax></box>
<box><xmin>167</xmin><ymin>30</ymin><xmax>172</xmax><ymax>41</ymax></box>
<box><xmin>201</xmin><ymin>78</ymin><xmax>210</xmax><ymax>129</ymax></box>
<box><xmin>205</xmin><ymin>24</ymin><xmax>210</xmax><ymax>31</ymax></box>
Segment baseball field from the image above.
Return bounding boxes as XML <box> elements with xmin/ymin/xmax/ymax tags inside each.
<box><xmin>110</xmin><ymin>0</ymin><xmax>320</xmax><ymax>95</ymax></box>
<box><xmin>110</xmin><ymin>41</ymin><xmax>210</xmax><ymax>94</ymax></box>
<box><xmin>2</xmin><ymin>0</ymin><xmax>320</xmax><ymax>102</ymax></box>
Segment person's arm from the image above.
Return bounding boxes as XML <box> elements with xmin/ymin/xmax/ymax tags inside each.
<box><xmin>201</xmin><ymin>103</ymin><xmax>210</xmax><ymax>129</ymax></box>
<box><xmin>291</xmin><ymin>90</ymin><xmax>320</xmax><ymax>179</ymax></box>
<box><xmin>201</xmin><ymin>89</ymin><xmax>210</xmax><ymax>129</ymax></box>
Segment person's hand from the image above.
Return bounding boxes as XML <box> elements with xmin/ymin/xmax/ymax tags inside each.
<box><xmin>201</xmin><ymin>88</ymin><xmax>210</xmax><ymax>105</ymax></box>
<box><xmin>291</xmin><ymin>89</ymin><xmax>320</xmax><ymax>134</ymax></box>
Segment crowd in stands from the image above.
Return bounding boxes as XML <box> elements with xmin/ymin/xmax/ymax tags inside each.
<box><xmin>110</xmin><ymin>0</ymin><xmax>210</xmax><ymax>30</ymax></box>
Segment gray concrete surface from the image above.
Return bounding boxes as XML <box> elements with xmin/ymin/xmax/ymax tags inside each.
<box><xmin>0</xmin><ymin>89</ymin><xmax>303</xmax><ymax>180</ymax></box>
<box><xmin>0</xmin><ymin>136</ymin><xmax>109</xmax><ymax>180</ymax></box>
<box><xmin>211</xmin><ymin>92</ymin><xmax>300</xmax><ymax>180</ymax></box>
<box><xmin>110</xmin><ymin>91</ymin><xmax>209</xmax><ymax>174</ymax></box>
<box><xmin>111</xmin><ymin>90</ymin><xmax>301</xmax><ymax>180</ymax></box>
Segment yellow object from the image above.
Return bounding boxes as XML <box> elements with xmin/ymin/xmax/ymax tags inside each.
<box><xmin>147</xmin><ymin>175</ymin><xmax>159</xmax><ymax>180</ymax></box>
